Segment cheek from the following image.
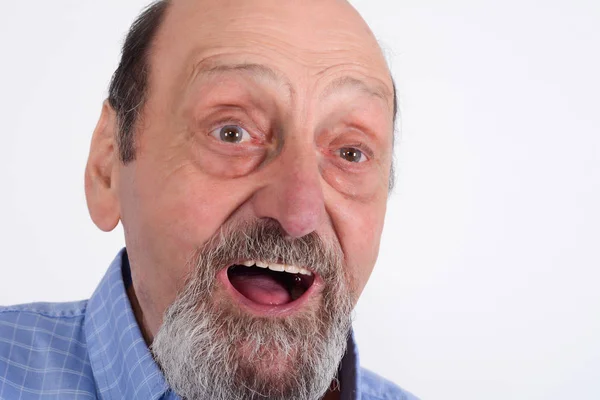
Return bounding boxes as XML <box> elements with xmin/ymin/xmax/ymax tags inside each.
<box><xmin>119</xmin><ymin>159</ymin><xmax>253</xmax><ymax>324</ymax></box>
<box><xmin>330</xmin><ymin>194</ymin><xmax>387</xmax><ymax>298</ymax></box>
<box><xmin>133</xmin><ymin>162</ymin><xmax>246</xmax><ymax>256</ymax></box>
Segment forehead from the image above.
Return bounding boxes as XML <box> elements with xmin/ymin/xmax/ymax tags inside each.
<box><xmin>150</xmin><ymin>0</ymin><xmax>393</xmax><ymax>101</ymax></box>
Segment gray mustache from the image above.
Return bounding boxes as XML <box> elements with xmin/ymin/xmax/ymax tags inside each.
<box><xmin>196</xmin><ymin>218</ymin><xmax>344</xmax><ymax>282</ymax></box>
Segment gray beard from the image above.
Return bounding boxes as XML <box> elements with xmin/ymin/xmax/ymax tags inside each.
<box><xmin>151</xmin><ymin>220</ymin><xmax>354</xmax><ymax>400</ymax></box>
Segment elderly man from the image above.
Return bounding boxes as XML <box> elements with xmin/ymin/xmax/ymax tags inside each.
<box><xmin>0</xmin><ymin>0</ymin><xmax>416</xmax><ymax>399</ymax></box>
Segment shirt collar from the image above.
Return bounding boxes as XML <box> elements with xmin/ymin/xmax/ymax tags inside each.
<box><xmin>84</xmin><ymin>248</ymin><xmax>362</xmax><ymax>400</ymax></box>
<box><xmin>84</xmin><ymin>249</ymin><xmax>171</xmax><ymax>400</ymax></box>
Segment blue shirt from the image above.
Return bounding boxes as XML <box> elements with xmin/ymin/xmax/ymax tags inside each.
<box><xmin>0</xmin><ymin>249</ymin><xmax>417</xmax><ymax>400</ymax></box>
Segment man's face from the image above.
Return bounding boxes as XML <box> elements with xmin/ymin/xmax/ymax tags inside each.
<box><xmin>94</xmin><ymin>0</ymin><xmax>394</xmax><ymax>397</ymax></box>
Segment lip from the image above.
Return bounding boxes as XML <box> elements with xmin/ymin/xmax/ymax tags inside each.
<box><xmin>217</xmin><ymin>264</ymin><xmax>323</xmax><ymax>317</ymax></box>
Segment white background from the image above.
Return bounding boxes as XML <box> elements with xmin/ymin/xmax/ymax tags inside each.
<box><xmin>1</xmin><ymin>1</ymin><xmax>599</xmax><ymax>399</ymax></box>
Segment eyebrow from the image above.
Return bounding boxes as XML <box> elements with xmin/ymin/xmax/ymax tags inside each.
<box><xmin>320</xmin><ymin>76</ymin><xmax>392</xmax><ymax>109</ymax></box>
<box><xmin>191</xmin><ymin>61</ymin><xmax>295</xmax><ymax>99</ymax></box>
<box><xmin>190</xmin><ymin>60</ymin><xmax>392</xmax><ymax>110</ymax></box>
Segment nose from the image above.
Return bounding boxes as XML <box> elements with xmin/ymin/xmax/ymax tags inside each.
<box><xmin>251</xmin><ymin>144</ymin><xmax>325</xmax><ymax>238</ymax></box>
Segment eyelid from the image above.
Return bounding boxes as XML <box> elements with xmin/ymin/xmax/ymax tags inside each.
<box><xmin>208</xmin><ymin>112</ymin><xmax>267</xmax><ymax>140</ymax></box>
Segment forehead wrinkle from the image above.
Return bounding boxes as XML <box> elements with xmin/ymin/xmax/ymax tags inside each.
<box><xmin>189</xmin><ymin>59</ymin><xmax>295</xmax><ymax>101</ymax></box>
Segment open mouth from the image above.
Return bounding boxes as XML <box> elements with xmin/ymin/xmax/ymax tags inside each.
<box><xmin>226</xmin><ymin>261</ymin><xmax>316</xmax><ymax>307</ymax></box>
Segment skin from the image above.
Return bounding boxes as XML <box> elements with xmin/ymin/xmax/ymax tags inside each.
<box><xmin>85</xmin><ymin>0</ymin><xmax>394</xmax><ymax>397</ymax></box>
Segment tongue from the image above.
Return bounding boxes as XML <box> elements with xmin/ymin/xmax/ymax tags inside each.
<box><xmin>229</xmin><ymin>273</ymin><xmax>292</xmax><ymax>306</ymax></box>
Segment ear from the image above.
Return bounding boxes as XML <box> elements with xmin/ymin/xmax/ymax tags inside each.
<box><xmin>85</xmin><ymin>100</ymin><xmax>121</xmax><ymax>232</ymax></box>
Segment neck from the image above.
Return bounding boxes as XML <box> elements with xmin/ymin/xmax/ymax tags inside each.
<box><xmin>127</xmin><ymin>284</ymin><xmax>154</xmax><ymax>345</ymax></box>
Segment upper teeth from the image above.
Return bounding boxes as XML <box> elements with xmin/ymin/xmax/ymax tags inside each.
<box><xmin>240</xmin><ymin>260</ymin><xmax>313</xmax><ymax>276</ymax></box>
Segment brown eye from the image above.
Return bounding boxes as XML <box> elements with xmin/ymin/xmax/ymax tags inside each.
<box><xmin>215</xmin><ymin>125</ymin><xmax>249</xmax><ymax>143</ymax></box>
<box><xmin>339</xmin><ymin>147</ymin><xmax>366</xmax><ymax>163</ymax></box>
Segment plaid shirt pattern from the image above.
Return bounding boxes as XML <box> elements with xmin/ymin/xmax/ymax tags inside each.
<box><xmin>0</xmin><ymin>249</ymin><xmax>416</xmax><ymax>400</ymax></box>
